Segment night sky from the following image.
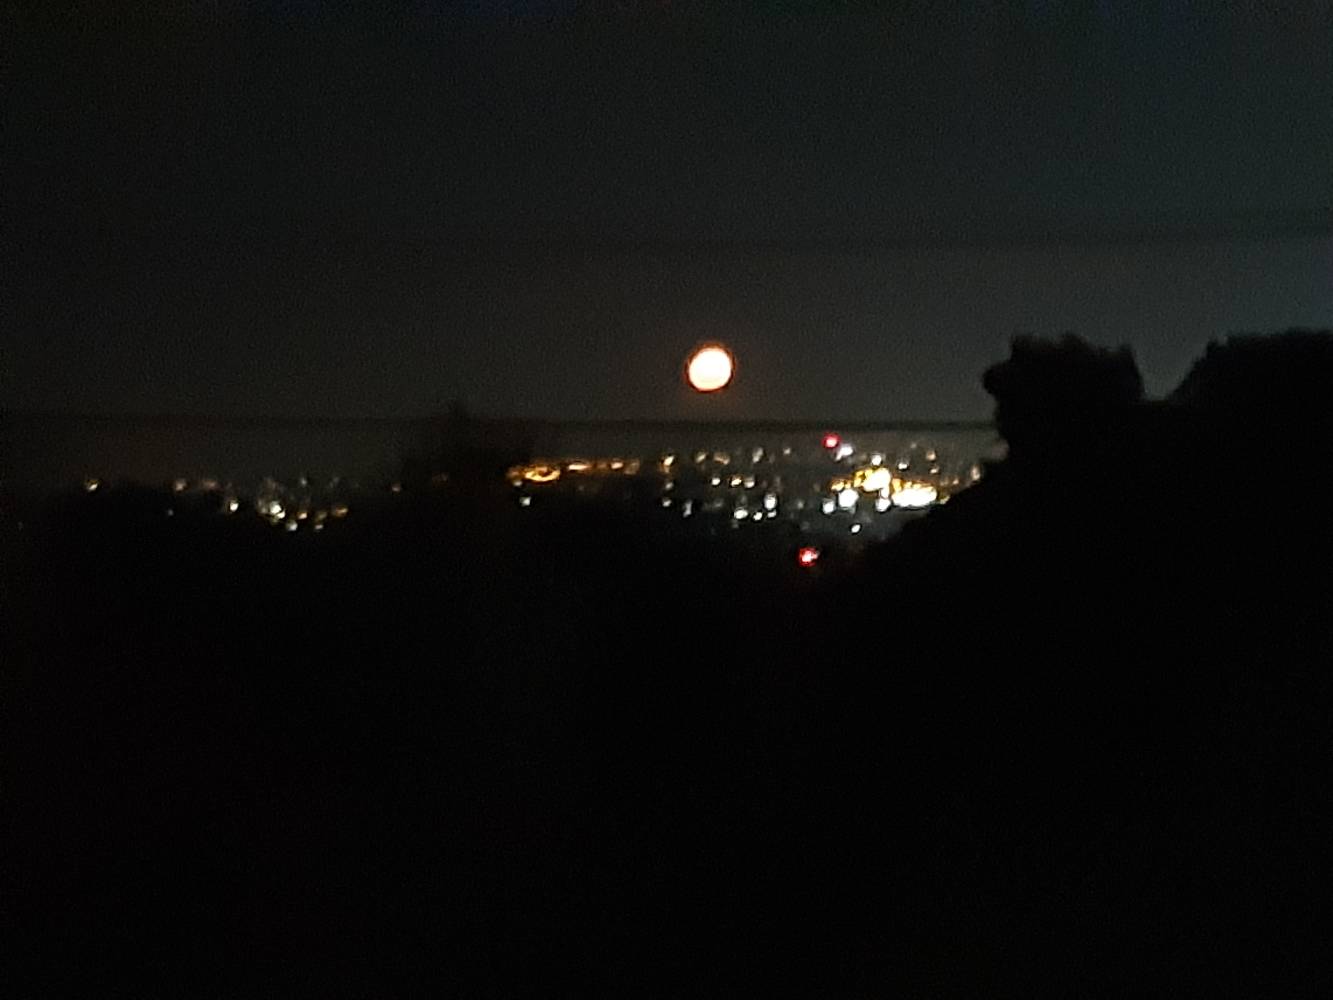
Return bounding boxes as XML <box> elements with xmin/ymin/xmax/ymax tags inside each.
<box><xmin>5</xmin><ymin>2</ymin><xmax>1330</xmax><ymax>420</ymax></box>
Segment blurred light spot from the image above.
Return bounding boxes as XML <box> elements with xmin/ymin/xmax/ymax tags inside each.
<box><xmin>852</xmin><ymin>466</ymin><xmax>892</xmax><ymax>493</ymax></box>
<box><xmin>83</xmin><ymin>477</ymin><xmax>100</xmax><ymax>492</ymax></box>
<box><xmin>822</xmin><ymin>433</ymin><xmax>841</xmax><ymax>450</ymax></box>
<box><xmin>891</xmin><ymin>479</ymin><xmax>938</xmax><ymax>508</ymax></box>
<box><xmin>521</xmin><ymin>465</ymin><xmax>561</xmax><ymax>483</ymax></box>
<box><xmin>798</xmin><ymin>546</ymin><xmax>820</xmax><ymax>567</ymax></box>
<box><xmin>686</xmin><ymin>344</ymin><xmax>735</xmax><ymax>392</ymax></box>
<box><xmin>837</xmin><ymin>488</ymin><xmax>858</xmax><ymax>511</ymax></box>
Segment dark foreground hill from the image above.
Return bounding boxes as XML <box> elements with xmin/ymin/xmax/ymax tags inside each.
<box><xmin>3</xmin><ymin>331</ymin><xmax>1331</xmax><ymax>997</ymax></box>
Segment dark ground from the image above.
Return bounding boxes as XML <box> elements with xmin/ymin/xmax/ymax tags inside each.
<box><xmin>3</xmin><ymin>332</ymin><xmax>1331</xmax><ymax>997</ymax></box>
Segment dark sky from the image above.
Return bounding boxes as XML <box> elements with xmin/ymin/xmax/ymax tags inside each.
<box><xmin>5</xmin><ymin>1</ymin><xmax>1330</xmax><ymax>420</ymax></box>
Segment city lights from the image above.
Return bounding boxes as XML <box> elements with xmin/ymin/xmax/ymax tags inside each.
<box><xmin>852</xmin><ymin>466</ymin><xmax>892</xmax><ymax>494</ymax></box>
<box><xmin>75</xmin><ymin>428</ymin><xmax>977</xmax><ymax>547</ymax></box>
<box><xmin>891</xmin><ymin>479</ymin><xmax>938</xmax><ymax>508</ymax></box>
<box><xmin>522</xmin><ymin>465</ymin><xmax>561</xmax><ymax>483</ymax></box>
<box><xmin>797</xmin><ymin>546</ymin><xmax>820</xmax><ymax>567</ymax></box>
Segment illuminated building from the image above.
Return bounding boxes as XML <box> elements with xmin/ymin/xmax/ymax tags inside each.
<box><xmin>890</xmin><ymin>478</ymin><xmax>938</xmax><ymax>508</ymax></box>
<box><xmin>851</xmin><ymin>466</ymin><xmax>892</xmax><ymax>494</ymax></box>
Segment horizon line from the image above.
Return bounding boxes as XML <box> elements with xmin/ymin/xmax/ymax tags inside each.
<box><xmin>1</xmin><ymin>409</ymin><xmax>996</xmax><ymax>433</ymax></box>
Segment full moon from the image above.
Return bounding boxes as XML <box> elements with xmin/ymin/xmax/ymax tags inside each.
<box><xmin>685</xmin><ymin>344</ymin><xmax>735</xmax><ymax>393</ymax></box>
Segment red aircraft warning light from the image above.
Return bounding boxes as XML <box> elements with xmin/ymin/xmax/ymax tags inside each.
<box><xmin>797</xmin><ymin>546</ymin><xmax>821</xmax><ymax>568</ymax></box>
<box><xmin>822</xmin><ymin>433</ymin><xmax>841</xmax><ymax>450</ymax></box>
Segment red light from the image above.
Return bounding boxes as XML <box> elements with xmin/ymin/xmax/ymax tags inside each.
<box><xmin>797</xmin><ymin>546</ymin><xmax>820</xmax><ymax>567</ymax></box>
<box><xmin>822</xmin><ymin>434</ymin><xmax>840</xmax><ymax>449</ymax></box>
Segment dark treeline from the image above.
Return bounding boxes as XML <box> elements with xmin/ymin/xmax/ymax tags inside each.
<box><xmin>3</xmin><ymin>331</ymin><xmax>1331</xmax><ymax>996</ymax></box>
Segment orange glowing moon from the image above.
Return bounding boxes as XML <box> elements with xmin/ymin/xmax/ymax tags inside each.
<box><xmin>685</xmin><ymin>344</ymin><xmax>735</xmax><ymax>393</ymax></box>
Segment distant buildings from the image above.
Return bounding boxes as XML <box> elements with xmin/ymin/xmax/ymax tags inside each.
<box><xmin>8</xmin><ymin>413</ymin><xmax>998</xmax><ymax>545</ymax></box>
